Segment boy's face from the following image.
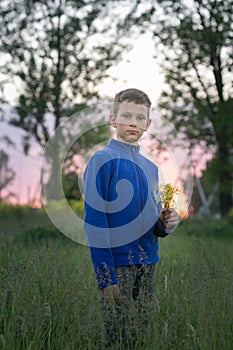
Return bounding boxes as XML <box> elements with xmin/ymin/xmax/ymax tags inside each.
<box><xmin>110</xmin><ymin>101</ymin><xmax>151</xmax><ymax>144</ymax></box>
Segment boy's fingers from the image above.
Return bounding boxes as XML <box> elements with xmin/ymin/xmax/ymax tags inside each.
<box><xmin>164</xmin><ymin>209</ymin><xmax>178</xmax><ymax>225</ymax></box>
<box><xmin>167</xmin><ymin>211</ymin><xmax>179</xmax><ymax>226</ymax></box>
<box><xmin>100</xmin><ymin>284</ymin><xmax>121</xmax><ymax>304</ymax></box>
<box><xmin>113</xmin><ymin>284</ymin><xmax>121</xmax><ymax>304</ymax></box>
<box><xmin>160</xmin><ymin>208</ymin><xmax>178</xmax><ymax>229</ymax></box>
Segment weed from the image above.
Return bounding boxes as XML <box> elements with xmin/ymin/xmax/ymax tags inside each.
<box><xmin>0</xmin><ymin>219</ymin><xmax>232</xmax><ymax>349</ymax></box>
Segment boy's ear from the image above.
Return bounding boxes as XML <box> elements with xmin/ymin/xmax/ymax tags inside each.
<box><xmin>109</xmin><ymin>114</ymin><xmax>117</xmax><ymax>128</ymax></box>
<box><xmin>146</xmin><ymin>118</ymin><xmax>152</xmax><ymax>130</ymax></box>
<box><xmin>142</xmin><ymin>118</ymin><xmax>152</xmax><ymax>131</ymax></box>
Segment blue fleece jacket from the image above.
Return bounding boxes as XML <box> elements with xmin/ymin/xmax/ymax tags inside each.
<box><xmin>84</xmin><ymin>138</ymin><xmax>167</xmax><ymax>289</ymax></box>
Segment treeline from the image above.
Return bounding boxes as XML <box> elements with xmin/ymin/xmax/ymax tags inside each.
<box><xmin>0</xmin><ymin>0</ymin><xmax>232</xmax><ymax>216</ymax></box>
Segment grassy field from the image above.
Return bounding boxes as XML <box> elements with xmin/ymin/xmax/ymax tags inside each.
<box><xmin>0</xmin><ymin>214</ymin><xmax>232</xmax><ymax>349</ymax></box>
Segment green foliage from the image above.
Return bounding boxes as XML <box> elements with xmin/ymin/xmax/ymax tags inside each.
<box><xmin>62</xmin><ymin>171</ymin><xmax>81</xmax><ymax>200</ymax></box>
<box><xmin>0</xmin><ymin>202</ymin><xmax>29</xmax><ymax>217</ymax></box>
<box><xmin>0</xmin><ymin>203</ymin><xmax>51</xmax><ymax>239</ymax></box>
<box><xmin>128</xmin><ymin>0</ymin><xmax>233</xmax><ymax>216</ymax></box>
<box><xmin>68</xmin><ymin>123</ymin><xmax>110</xmax><ymax>159</ymax></box>
<box><xmin>12</xmin><ymin>225</ymin><xmax>69</xmax><ymax>246</ymax></box>
<box><xmin>178</xmin><ymin>217</ymin><xmax>233</xmax><ymax>239</ymax></box>
<box><xmin>0</xmin><ymin>201</ymin><xmax>85</xmax><ymax>241</ymax></box>
<box><xmin>69</xmin><ymin>199</ymin><xmax>84</xmax><ymax>218</ymax></box>
<box><xmin>0</xmin><ymin>0</ymin><xmax>132</xmax><ymax>152</ymax></box>
<box><xmin>0</xmin><ymin>150</ymin><xmax>15</xmax><ymax>200</ymax></box>
<box><xmin>0</xmin><ymin>0</ymin><xmax>134</xmax><ymax>203</ymax></box>
<box><xmin>43</xmin><ymin>199</ymin><xmax>84</xmax><ymax>217</ymax></box>
<box><xmin>228</xmin><ymin>207</ymin><xmax>233</xmax><ymax>218</ymax></box>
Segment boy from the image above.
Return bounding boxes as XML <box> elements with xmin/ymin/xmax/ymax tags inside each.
<box><xmin>84</xmin><ymin>88</ymin><xmax>178</xmax><ymax>348</ymax></box>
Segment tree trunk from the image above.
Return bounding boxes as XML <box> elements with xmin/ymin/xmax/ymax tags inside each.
<box><xmin>218</xmin><ymin>143</ymin><xmax>232</xmax><ymax>217</ymax></box>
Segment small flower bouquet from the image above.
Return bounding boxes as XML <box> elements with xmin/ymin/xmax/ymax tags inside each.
<box><xmin>155</xmin><ymin>183</ymin><xmax>180</xmax><ymax>209</ymax></box>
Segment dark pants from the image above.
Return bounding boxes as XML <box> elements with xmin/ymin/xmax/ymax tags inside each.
<box><xmin>101</xmin><ymin>264</ymin><xmax>156</xmax><ymax>349</ymax></box>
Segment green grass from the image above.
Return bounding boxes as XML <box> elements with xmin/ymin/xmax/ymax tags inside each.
<box><xmin>0</xmin><ymin>218</ymin><xmax>232</xmax><ymax>349</ymax></box>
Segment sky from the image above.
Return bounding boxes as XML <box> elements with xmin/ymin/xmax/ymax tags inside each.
<box><xmin>0</xmin><ymin>33</ymin><xmax>209</xmax><ymax>214</ymax></box>
<box><xmin>98</xmin><ymin>34</ymin><xmax>165</xmax><ymax>105</ymax></box>
<box><xmin>1</xmin><ymin>34</ymin><xmax>164</xmax><ymax>203</ymax></box>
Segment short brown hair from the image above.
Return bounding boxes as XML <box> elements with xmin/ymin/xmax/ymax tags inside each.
<box><xmin>113</xmin><ymin>88</ymin><xmax>151</xmax><ymax>117</ymax></box>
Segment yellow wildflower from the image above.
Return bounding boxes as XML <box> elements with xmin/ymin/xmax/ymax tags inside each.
<box><xmin>157</xmin><ymin>183</ymin><xmax>180</xmax><ymax>209</ymax></box>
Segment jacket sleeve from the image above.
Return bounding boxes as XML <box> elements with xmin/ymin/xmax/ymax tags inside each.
<box><xmin>84</xmin><ymin>153</ymin><xmax>118</xmax><ymax>289</ymax></box>
<box><xmin>152</xmin><ymin>166</ymin><xmax>170</xmax><ymax>238</ymax></box>
<box><xmin>153</xmin><ymin>218</ymin><xmax>169</xmax><ymax>237</ymax></box>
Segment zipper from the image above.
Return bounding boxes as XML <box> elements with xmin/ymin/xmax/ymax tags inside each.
<box><xmin>130</xmin><ymin>145</ymin><xmax>144</xmax><ymax>210</ymax></box>
<box><xmin>136</xmin><ymin>165</ymin><xmax>144</xmax><ymax>211</ymax></box>
<box><xmin>130</xmin><ymin>147</ymin><xmax>145</xmax><ymax>247</ymax></box>
<box><xmin>131</xmin><ymin>151</ymin><xmax>144</xmax><ymax>211</ymax></box>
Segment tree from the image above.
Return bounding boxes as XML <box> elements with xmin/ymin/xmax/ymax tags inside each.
<box><xmin>62</xmin><ymin>170</ymin><xmax>81</xmax><ymax>200</ymax></box>
<box><xmin>0</xmin><ymin>0</ymin><xmax>136</xmax><ymax>199</ymax></box>
<box><xmin>0</xmin><ymin>0</ymin><xmax>133</xmax><ymax>151</ymax></box>
<box><xmin>0</xmin><ymin>134</ymin><xmax>16</xmax><ymax>201</ymax></box>
<box><xmin>128</xmin><ymin>0</ymin><xmax>233</xmax><ymax>216</ymax></box>
<box><xmin>0</xmin><ymin>149</ymin><xmax>15</xmax><ymax>200</ymax></box>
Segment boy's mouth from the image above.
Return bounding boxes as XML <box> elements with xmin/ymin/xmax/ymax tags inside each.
<box><xmin>127</xmin><ymin>130</ymin><xmax>138</xmax><ymax>134</ymax></box>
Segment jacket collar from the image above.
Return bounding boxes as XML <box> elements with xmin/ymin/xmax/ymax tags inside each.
<box><xmin>108</xmin><ymin>138</ymin><xmax>140</xmax><ymax>153</ymax></box>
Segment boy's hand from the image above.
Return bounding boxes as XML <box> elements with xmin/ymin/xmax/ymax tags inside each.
<box><xmin>100</xmin><ymin>284</ymin><xmax>121</xmax><ymax>304</ymax></box>
<box><xmin>160</xmin><ymin>208</ymin><xmax>179</xmax><ymax>231</ymax></box>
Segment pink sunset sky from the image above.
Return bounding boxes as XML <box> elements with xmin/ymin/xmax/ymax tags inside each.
<box><xmin>0</xmin><ymin>119</ymin><xmax>42</xmax><ymax>206</ymax></box>
<box><xmin>0</xmin><ymin>111</ymin><xmax>213</xmax><ymax>220</ymax></box>
<box><xmin>0</xmin><ymin>34</ymin><xmax>214</xmax><ymax>212</ymax></box>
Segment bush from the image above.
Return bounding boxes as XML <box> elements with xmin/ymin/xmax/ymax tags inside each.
<box><xmin>69</xmin><ymin>199</ymin><xmax>84</xmax><ymax>218</ymax></box>
<box><xmin>178</xmin><ymin>217</ymin><xmax>233</xmax><ymax>239</ymax></box>
<box><xmin>43</xmin><ymin>199</ymin><xmax>84</xmax><ymax>218</ymax></box>
<box><xmin>0</xmin><ymin>202</ymin><xmax>31</xmax><ymax>217</ymax></box>
<box><xmin>13</xmin><ymin>225</ymin><xmax>71</xmax><ymax>246</ymax></box>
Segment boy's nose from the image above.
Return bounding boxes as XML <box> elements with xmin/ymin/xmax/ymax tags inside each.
<box><xmin>129</xmin><ymin>122</ymin><xmax>137</xmax><ymax>127</ymax></box>
<box><xmin>129</xmin><ymin>117</ymin><xmax>137</xmax><ymax>127</ymax></box>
